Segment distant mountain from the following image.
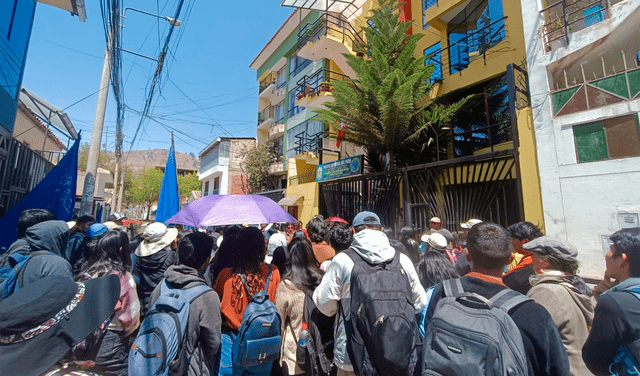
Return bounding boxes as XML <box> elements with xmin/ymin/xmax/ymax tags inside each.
<box><xmin>105</xmin><ymin>149</ymin><xmax>199</xmax><ymax>172</ymax></box>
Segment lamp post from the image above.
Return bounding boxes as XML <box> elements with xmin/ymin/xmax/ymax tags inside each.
<box><xmin>79</xmin><ymin>8</ymin><xmax>181</xmax><ymax>217</ymax></box>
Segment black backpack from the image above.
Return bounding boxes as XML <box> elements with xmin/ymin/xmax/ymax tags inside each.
<box><xmin>301</xmin><ymin>288</ymin><xmax>336</xmax><ymax>376</ymax></box>
<box><xmin>344</xmin><ymin>248</ymin><xmax>418</xmax><ymax>376</ymax></box>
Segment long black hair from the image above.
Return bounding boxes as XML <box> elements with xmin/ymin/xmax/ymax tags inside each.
<box><xmin>207</xmin><ymin>225</ymin><xmax>242</xmax><ymax>284</ymax></box>
<box><xmin>284</xmin><ymin>237</ymin><xmax>322</xmax><ymax>292</ymax></box>
<box><xmin>80</xmin><ymin>231</ymin><xmax>130</xmax><ymax>277</ymax></box>
<box><xmin>416</xmin><ymin>250</ymin><xmax>460</xmax><ymax>289</ymax></box>
<box><xmin>231</xmin><ymin>227</ymin><xmax>265</xmax><ymax>274</ymax></box>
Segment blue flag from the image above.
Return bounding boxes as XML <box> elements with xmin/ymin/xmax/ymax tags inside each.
<box><xmin>0</xmin><ymin>137</ymin><xmax>80</xmax><ymax>249</ymax></box>
<box><xmin>156</xmin><ymin>143</ymin><xmax>180</xmax><ymax>223</ymax></box>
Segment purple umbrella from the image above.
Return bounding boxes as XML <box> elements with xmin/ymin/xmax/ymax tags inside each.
<box><xmin>165</xmin><ymin>194</ymin><xmax>297</xmax><ymax>227</ymax></box>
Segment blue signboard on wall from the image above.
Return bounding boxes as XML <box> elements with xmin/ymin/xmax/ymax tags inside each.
<box><xmin>316</xmin><ymin>155</ymin><xmax>363</xmax><ymax>182</ymax></box>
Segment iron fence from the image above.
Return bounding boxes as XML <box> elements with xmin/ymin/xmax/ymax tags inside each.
<box><xmin>295</xmin><ymin>68</ymin><xmax>348</xmax><ymax>98</ymax></box>
<box><xmin>540</xmin><ymin>0</ymin><xmax>608</xmax><ymax>52</ymax></box>
<box><xmin>297</xmin><ymin>12</ymin><xmax>365</xmax><ymax>51</ymax></box>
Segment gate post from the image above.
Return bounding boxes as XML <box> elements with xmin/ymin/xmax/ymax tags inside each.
<box><xmin>506</xmin><ymin>63</ymin><xmax>526</xmax><ymax>222</ymax></box>
<box><xmin>403</xmin><ymin>169</ymin><xmax>412</xmax><ymax>228</ymax></box>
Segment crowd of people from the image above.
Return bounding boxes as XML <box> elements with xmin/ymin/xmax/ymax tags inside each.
<box><xmin>1</xmin><ymin>208</ymin><xmax>639</xmax><ymax>376</ymax></box>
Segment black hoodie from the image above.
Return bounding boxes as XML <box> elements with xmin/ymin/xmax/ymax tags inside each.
<box><xmin>132</xmin><ymin>246</ymin><xmax>177</xmax><ymax>317</ymax></box>
<box><xmin>15</xmin><ymin>220</ymin><xmax>73</xmax><ymax>288</ymax></box>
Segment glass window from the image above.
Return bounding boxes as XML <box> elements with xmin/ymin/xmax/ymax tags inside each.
<box><xmin>424</xmin><ymin>0</ymin><xmax>438</xmax><ymax>12</ymax></box>
<box><xmin>276</xmin><ymin>67</ymin><xmax>286</xmax><ymax>88</ymax></box>
<box><xmin>288</xmin><ymin>90</ymin><xmax>302</xmax><ymax>118</ymax></box>
<box><xmin>289</xmin><ymin>53</ymin><xmax>312</xmax><ymax>79</ymax></box>
<box><xmin>273</xmin><ymin>137</ymin><xmax>284</xmax><ymax>156</ymax></box>
<box><xmin>447</xmin><ymin>0</ymin><xmax>505</xmax><ymax>74</ymax></box>
<box><xmin>575</xmin><ymin>114</ymin><xmax>640</xmax><ymax>163</ymax></box>
<box><xmin>0</xmin><ymin>1</ymin><xmax>16</xmax><ymax>37</ymax></box>
<box><xmin>424</xmin><ymin>43</ymin><xmax>442</xmax><ymax>84</ymax></box>
<box><xmin>275</xmin><ymin>101</ymin><xmax>285</xmax><ymax>124</ymax></box>
<box><xmin>286</xmin><ymin>119</ymin><xmax>324</xmax><ymax>159</ymax></box>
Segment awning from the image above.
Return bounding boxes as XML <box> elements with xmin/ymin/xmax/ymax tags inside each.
<box><xmin>280</xmin><ymin>0</ymin><xmax>367</xmax><ymax>22</ymax></box>
<box><xmin>278</xmin><ymin>195</ymin><xmax>303</xmax><ymax>206</ymax></box>
<box><xmin>20</xmin><ymin>88</ymin><xmax>79</xmax><ymax>140</ymax></box>
<box><xmin>37</xmin><ymin>0</ymin><xmax>87</xmax><ymax>22</ymax></box>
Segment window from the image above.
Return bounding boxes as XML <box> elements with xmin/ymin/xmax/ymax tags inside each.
<box><xmin>424</xmin><ymin>0</ymin><xmax>438</xmax><ymax>13</ymax></box>
<box><xmin>288</xmin><ymin>90</ymin><xmax>302</xmax><ymax>118</ymax></box>
<box><xmin>286</xmin><ymin>119</ymin><xmax>324</xmax><ymax>159</ymax></box>
<box><xmin>275</xmin><ymin>101</ymin><xmax>285</xmax><ymax>124</ymax></box>
<box><xmin>273</xmin><ymin>137</ymin><xmax>284</xmax><ymax>156</ymax></box>
<box><xmin>447</xmin><ymin>0</ymin><xmax>505</xmax><ymax>74</ymax></box>
<box><xmin>575</xmin><ymin>114</ymin><xmax>640</xmax><ymax>163</ymax></box>
<box><xmin>289</xmin><ymin>53</ymin><xmax>312</xmax><ymax>78</ymax></box>
<box><xmin>204</xmin><ymin>181</ymin><xmax>209</xmax><ymax>196</ymax></box>
<box><xmin>424</xmin><ymin>43</ymin><xmax>443</xmax><ymax>84</ymax></box>
<box><xmin>451</xmin><ymin>75</ymin><xmax>510</xmax><ymax>157</ymax></box>
<box><xmin>213</xmin><ymin>177</ymin><xmax>220</xmax><ymax>190</ymax></box>
<box><xmin>276</xmin><ymin>67</ymin><xmax>287</xmax><ymax>88</ymax></box>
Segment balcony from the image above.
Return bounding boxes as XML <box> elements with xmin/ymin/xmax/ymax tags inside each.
<box><xmin>259</xmin><ymin>72</ymin><xmax>276</xmax><ymax>99</ymax></box>
<box><xmin>295</xmin><ymin>68</ymin><xmax>348</xmax><ymax>109</ymax></box>
<box><xmin>257</xmin><ymin>106</ymin><xmax>275</xmax><ymax>131</ymax></box>
<box><xmin>296</xmin><ymin>13</ymin><xmax>364</xmax><ymax>77</ymax></box>
<box><xmin>269</xmin><ymin>123</ymin><xmax>285</xmax><ymax>139</ymax></box>
<box><xmin>269</xmin><ymin>161</ymin><xmax>285</xmax><ymax>174</ymax></box>
<box><xmin>288</xmin><ymin>171</ymin><xmax>316</xmax><ymax>186</ymax></box>
<box><xmin>540</xmin><ymin>0</ymin><xmax>608</xmax><ymax>52</ymax></box>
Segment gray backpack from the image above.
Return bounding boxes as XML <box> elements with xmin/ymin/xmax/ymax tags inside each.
<box><xmin>422</xmin><ymin>278</ymin><xmax>530</xmax><ymax>376</ymax></box>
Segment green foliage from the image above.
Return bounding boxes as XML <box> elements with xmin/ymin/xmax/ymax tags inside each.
<box><xmin>78</xmin><ymin>143</ymin><xmax>113</xmax><ymax>172</ymax></box>
<box><xmin>125</xmin><ymin>167</ymin><xmax>164</xmax><ymax>220</ymax></box>
<box><xmin>315</xmin><ymin>0</ymin><xmax>471</xmax><ymax>171</ymax></box>
<box><xmin>242</xmin><ymin>142</ymin><xmax>280</xmax><ymax>194</ymax></box>
<box><xmin>178</xmin><ymin>172</ymin><xmax>201</xmax><ymax>200</ymax></box>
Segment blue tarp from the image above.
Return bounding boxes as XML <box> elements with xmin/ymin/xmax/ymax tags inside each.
<box><xmin>0</xmin><ymin>137</ymin><xmax>80</xmax><ymax>249</ymax></box>
<box><xmin>156</xmin><ymin>143</ymin><xmax>180</xmax><ymax>223</ymax></box>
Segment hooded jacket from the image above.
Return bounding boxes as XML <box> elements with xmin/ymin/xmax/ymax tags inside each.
<box><xmin>312</xmin><ymin>229</ymin><xmax>427</xmax><ymax>371</ymax></box>
<box><xmin>583</xmin><ymin>277</ymin><xmax>640</xmax><ymax>375</ymax></box>
<box><xmin>528</xmin><ymin>271</ymin><xmax>595</xmax><ymax>376</ymax></box>
<box><xmin>11</xmin><ymin>220</ymin><xmax>73</xmax><ymax>288</ymax></box>
<box><xmin>132</xmin><ymin>246</ymin><xmax>177</xmax><ymax>317</ymax></box>
<box><xmin>149</xmin><ymin>264</ymin><xmax>222</xmax><ymax>376</ymax></box>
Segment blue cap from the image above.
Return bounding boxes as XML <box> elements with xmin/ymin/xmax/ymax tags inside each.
<box><xmin>352</xmin><ymin>211</ymin><xmax>381</xmax><ymax>227</ymax></box>
<box><xmin>86</xmin><ymin>223</ymin><xmax>109</xmax><ymax>238</ymax></box>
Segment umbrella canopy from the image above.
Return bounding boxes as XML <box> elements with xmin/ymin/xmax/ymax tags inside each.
<box><xmin>326</xmin><ymin>216</ymin><xmax>348</xmax><ymax>224</ymax></box>
<box><xmin>165</xmin><ymin>194</ymin><xmax>298</xmax><ymax>227</ymax></box>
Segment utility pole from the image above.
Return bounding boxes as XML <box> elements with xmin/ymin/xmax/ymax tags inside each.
<box><xmin>79</xmin><ymin>36</ymin><xmax>112</xmax><ymax>216</ymax></box>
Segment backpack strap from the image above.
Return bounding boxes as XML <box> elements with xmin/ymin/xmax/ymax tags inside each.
<box><xmin>442</xmin><ymin>278</ymin><xmax>465</xmax><ymax>297</ymax></box>
<box><xmin>490</xmin><ymin>288</ymin><xmax>531</xmax><ymax>312</ymax></box>
<box><xmin>239</xmin><ymin>264</ymin><xmax>273</xmax><ymax>301</ymax></box>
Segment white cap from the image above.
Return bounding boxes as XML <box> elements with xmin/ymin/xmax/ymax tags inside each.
<box><xmin>461</xmin><ymin>219</ymin><xmax>483</xmax><ymax>229</ymax></box>
<box><xmin>429</xmin><ymin>217</ymin><xmax>441</xmax><ymax>223</ymax></box>
<box><xmin>426</xmin><ymin>233</ymin><xmax>448</xmax><ymax>252</ymax></box>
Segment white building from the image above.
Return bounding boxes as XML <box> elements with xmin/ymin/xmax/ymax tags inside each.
<box><xmin>198</xmin><ymin>137</ymin><xmax>255</xmax><ymax>196</ymax></box>
<box><xmin>521</xmin><ymin>0</ymin><xmax>640</xmax><ymax>277</ymax></box>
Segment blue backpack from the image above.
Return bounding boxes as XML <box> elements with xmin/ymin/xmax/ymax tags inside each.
<box><xmin>610</xmin><ymin>287</ymin><xmax>640</xmax><ymax>376</ymax></box>
<box><xmin>232</xmin><ymin>265</ymin><xmax>282</xmax><ymax>368</ymax></box>
<box><xmin>129</xmin><ymin>280</ymin><xmax>211</xmax><ymax>376</ymax></box>
<box><xmin>0</xmin><ymin>249</ymin><xmax>52</xmax><ymax>301</ymax></box>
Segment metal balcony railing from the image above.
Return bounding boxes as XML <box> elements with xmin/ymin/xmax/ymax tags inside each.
<box><xmin>294</xmin><ymin>130</ymin><xmax>324</xmax><ymax>155</ymax></box>
<box><xmin>426</xmin><ymin>17</ymin><xmax>508</xmax><ymax>77</ymax></box>
<box><xmin>540</xmin><ymin>0</ymin><xmax>608</xmax><ymax>52</ymax></box>
<box><xmin>295</xmin><ymin>68</ymin><xmax>348</xmax><ymax>99</ymax></box>
<box><xmin>289</xmin><ymin>171</ymin><xmax>316</xmax><ymax>186</ymax></box>
<box><xmin>297</xmin><ymin>13</ymin><xmax>365</xmax><ymax>51</ymax></box>
<box><xmin>257</xmin><ymin>106</ymin><xmax>275</xmax><ymax>126</ymax></box>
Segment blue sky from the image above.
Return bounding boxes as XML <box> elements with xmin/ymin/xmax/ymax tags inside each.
<box><xmin>22</xmin><ymin>1</ymin><xmax>294</xmax><ymax>156</ymax></box>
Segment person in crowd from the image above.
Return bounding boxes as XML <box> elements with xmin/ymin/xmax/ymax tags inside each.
<box><xmin>425</xmin><ymin>222</ymin><xmax>571</xmax><ymax>376</ymax></box>
<box><xmin>453</xmin><ymin>218</ymin><xmax>483</xmax><ymax>276</ymax></box>
<box><xmin>72</xmin><ymin>223</ymin><xmax>111</xmax><ymax>274</ymax></box>
<box><xmin>205</xmin><ymin>225</ymin><xmax>242</xmax><ymax>286</ymax></box>
<box><xmin>0</xmin><ymin>275</ymin><xmax>120</xmax><ymax>376</ymax></box>
<box><xmin>271</xmin><ymin>246</ymin><xmax>288</xmax><ymax>276</ymax></box>
<box><xmin>132</xmin><ymin>222</ymin><xmax>178</xmax><ymax>318</ymax></box>
<box><xmin>66</xmin><ymin>215</ymin><xmax>96</xmax><ymax>263</ymax></box>
<box><xmin>286</xmin><ymin>222</ymin><xmax>297</xmax><ymax>242</ymax></box>
<box><xmin>436</xmin><ymin>228</ymin><xmax>461</xmax><ymax>264</ymax></box>
<box><xmin>290</xmin><ymin>230</ymin><xmax>308</xmax><ymax>244</ymax></box>
<box><xmin>313</xmin><ymin>211</ymin><xmax>426</xmax><ymax>376</ymax></box>
<box><xmin>416</xmin><ymin>233</ymin><xmax>459</xmax><ymax>289</ymax></box>
<box><xmin>5</xmin><ymin>220</ymin><xmax>74</xmax><ymax>291</ymax></box>
<box><xmin>429</xmin><ymin>217</ymin><xmax>441</xmax><ymax>234</ymax></box>
<box><xmin>503</xmin><ymin>221</ymin><xmax>545</xmax><ymax>294</ymax></box>
<box><xmin>522</xmin><ymin>236</ymin><xmax>595</xmax><ymax>376</ymax></box>
<box><xmin>307</xmin><ymin>215</ymin><xmax>335</xmax><ymax>266</ymax></box>
<box><xmin>214</xmin><ymin>226</ymin><xmax>281</xmax><ymax>376</ymax></box>
<box><xmin>276</xmin><ymin>237</ymin><xmax>323</xmax><ymax>376</ymax></box>
<box><xmin>328</xmin><ymin>224</ymin><xmax>353</xmax><ymax>254</ymax></box>
<box><xmin>148</xmin><ymin>233</ymin><xmax>222</xmax><ymax>376</ymax></box>
<box><xmin>77</xmin><ymin>230</ymin><xmax>140</xmax><ymax>376</ymax></box>
<box><xmin>3</xmin><ymin>208</ymin><xmax>57</xmax><ymax>255</ymax></box>
<box><xmin>382</xmin><ymin>227</ymin><xmax>394</xmax><ymax>240</ymax></box>
<box><xmin>267</xmin><ymin>223</ymin><xmax>288</xmax><ymax>263</ymax></box>
<box><xmin>583</xmin><ymin>228</ymin><xmax>640</xmax><ymax>375</ymax></box>
<box><xmin>400</xmin><ymin>226</ymin><xmax>421</xmax><ymax>264</ymax></box>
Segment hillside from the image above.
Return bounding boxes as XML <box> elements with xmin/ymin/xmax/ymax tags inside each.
<box><xmin>106</xmin><ymin>149</ymin><xmax>200</xmax><ymax>172</ymax></box>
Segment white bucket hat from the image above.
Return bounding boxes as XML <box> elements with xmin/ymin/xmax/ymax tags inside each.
<box><xmin>460</xmin><ymin>219</ymin><xmax>483</xmax><ymax>229</ymax></box>
<box><xmin>135</xmin><ymin>222</ymin><xmax>178</xmax><ymax>257</ymax></box>
<box><xmin>426</xmin><ymin>233</ymin><xmax>448</xmax><ymax>252</ymax></box>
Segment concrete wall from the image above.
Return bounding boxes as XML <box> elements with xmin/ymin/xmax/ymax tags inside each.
<box><xmin>521</xmin><ymin>0</ymin><xmax>640</xmax><ymax>278</ymax></box>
